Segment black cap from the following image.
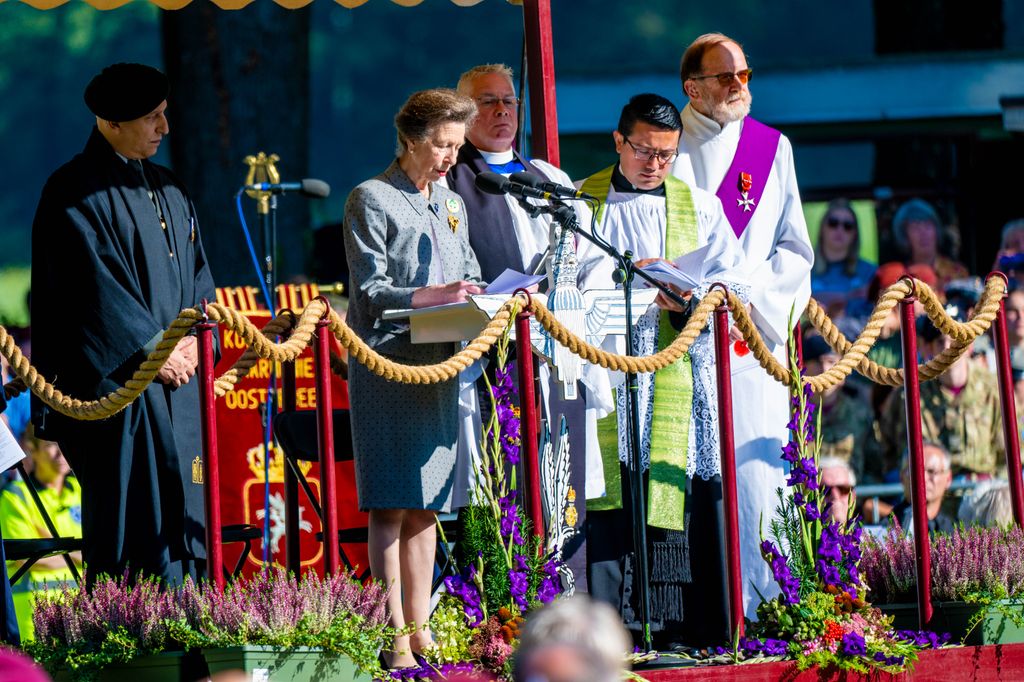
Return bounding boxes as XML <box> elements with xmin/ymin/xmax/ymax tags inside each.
<box><xmin>84</xmin><ymin>63</ymin><xmax>169</xmax><ymax>122</ymax></box>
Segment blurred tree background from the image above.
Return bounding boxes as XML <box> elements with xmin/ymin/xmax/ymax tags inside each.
<box><xmin>0</xmin><ymin>0</ymin><xmax>983</xmax><ymax>321</ymax></box>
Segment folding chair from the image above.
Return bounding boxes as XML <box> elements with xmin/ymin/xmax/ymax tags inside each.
<box><xmin>272</xmin><ymin>407</ymin><xmax>370</xmax><ymax>579</ymax></box>
<box><xmin>2</xmin><ymin>462</ymin><xmax>82</xmax><ymax>587</ymax></box>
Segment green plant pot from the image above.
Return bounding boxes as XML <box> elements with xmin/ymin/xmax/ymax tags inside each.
<box><xmin>53</xmin><ymin>651</ymin><xmax>191</xmax><ymax>682</ymax></box>
<box><xmin>203</xmin><ymin>645</ymin><xmax>371</xmax><ymax>682</ymax></box>
<box><xmin>879</xmin><ymin>600</ymin><xmax>1024</xmax><ymax>645</ymax></box>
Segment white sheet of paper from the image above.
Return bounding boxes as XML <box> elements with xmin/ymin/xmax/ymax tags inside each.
<box><xmin>0</xmin><ymin>418</ymin><xmax>25</xmax><ymax>473</ymax></box>
<box><xmin>485</xmin><ymin>268</ymin><xmax>546</xmax><ymax>295</ymax></box>
<box><xmin>638</xmin><ymin>243</ymin><xmax>715</xmax><ymax>292</ymax></box>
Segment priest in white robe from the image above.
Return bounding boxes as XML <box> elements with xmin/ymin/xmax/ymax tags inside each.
<box><xmin>446</xmin><ymin>64</ymin><xmax>617</xmax><ymax>593</ymax></box>
<box><xmin>582</xmin><ymin>93</ymin><xmax>747</xmax><ymax>647</ymax></box>
<box><xmin>672</xmin><ymin>33</ymin><xmax>814</xmax><ymax>619</ymax></box>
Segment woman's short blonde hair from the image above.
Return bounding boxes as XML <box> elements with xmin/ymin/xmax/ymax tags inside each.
<box><xmin>394</xmin><ymin>88</ymin><xmax>476</xmax><ymax>156</ymax></box>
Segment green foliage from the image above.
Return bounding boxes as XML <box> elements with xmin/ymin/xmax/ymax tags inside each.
<box><xmin>426</xmin><ymin>595</ymin><xmax>474</xmax><ymax>665</ymax></box>
<box><xmin>25</xmin><ymin>624</ymin><xmax>147</xmax><ymax>682</ymax></box>
<box><xmin>457</xmin><ymin>503</ymin><xmax>511</xmax><ymax>612</ymax></box>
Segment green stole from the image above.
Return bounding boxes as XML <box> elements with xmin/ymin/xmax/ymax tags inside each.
<box><xmin>582</xmin><ymin>165</ymin><xmax>697</xmax><ymax>531</ymax></box>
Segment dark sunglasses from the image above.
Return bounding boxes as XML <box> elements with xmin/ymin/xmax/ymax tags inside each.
<box><xmin>691</xmin><ymin>68</ymin><xmax>753</xmax><ymax>87</ymax></box>
<box><xmin>825</xmin><ymin>215</ymin><xmax>856</xmax><ymax>232</ymax></box>
<box><xmin>827</xmin><ymin>484</ymin><xmax>853</xmax><ymax>496</ymax></box>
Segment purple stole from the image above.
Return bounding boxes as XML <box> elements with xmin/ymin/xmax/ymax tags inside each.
<box><xmin>715</xmin><ymin>118</ymin><xmax>781</xmax><ymax>238</ymax></box>
<box><xmin>446</xmin><ymin>142</ymin><xmax>543</xmax><ymax>283</ymax></box>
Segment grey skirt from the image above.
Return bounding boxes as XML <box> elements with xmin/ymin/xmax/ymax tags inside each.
<box><xmin>347</xmin><ymin>343</ymin><xmax>459</xmax><ymax>512</ymax></box>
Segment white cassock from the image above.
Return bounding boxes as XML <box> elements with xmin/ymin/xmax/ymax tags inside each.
<box><xmin>594</xmin><ymin>177</ymin><xmax>747</xmax><ymax>479</ymax></box>
<box><xmin>446</xmin><ymin>149</ymin><xmax>618</xmax><ymax>508</ymax></box>
<box><xmin>673</xmin><ymin>103</ymin><xmax>814</xmax><ymax>617</ymax></box>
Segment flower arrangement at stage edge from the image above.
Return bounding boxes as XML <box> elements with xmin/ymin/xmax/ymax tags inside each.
<box><xmin>740</xmin><ymin>323</ymin><xmax>947</xmax><ymax>673</ymax></box>
<box><xmin>861</xmin><ymin>521</ymin><xmax>1024</xmax><ymax>635</ymax></box>
<box><xmin>423</xmin><ymin>308</ymin><xmax>565</xmax><ymax>680</ymax></box>
<box><xmin>26</xmin><ymin>568</ymin><xmax>392</xmax><ymax>681</ymax></box>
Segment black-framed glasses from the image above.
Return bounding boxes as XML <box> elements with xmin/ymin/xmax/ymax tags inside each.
<box><xmin>691</xmin><ymin>68</ymin><xmax>753</xmax><ymax>87</ymax></box>
<box><xmin>624</xmin><ymin>138</ymin><xmax>678</xmax><ymax>165</ymax></box>
<box><xmin>475</xmin><ymin>96</ymin><xmax>519</xmax><ymax>109</ymax></box>
<box><xmin>825</xmin><ymin>215</ymin><xmax>856</xmax><ymax>232</ymax></box>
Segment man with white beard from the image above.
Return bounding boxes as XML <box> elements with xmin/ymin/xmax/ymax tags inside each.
<box><xmin>672</xmin><ymin>33</ymin><xmax>814</xmax><ymax>624</ymax></box>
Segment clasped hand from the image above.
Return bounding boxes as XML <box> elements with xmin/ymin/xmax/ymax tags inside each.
<box><xmin>156</xmin><ymin>335</ymin><xmax>198</xmax><ymax>388</ymax></box>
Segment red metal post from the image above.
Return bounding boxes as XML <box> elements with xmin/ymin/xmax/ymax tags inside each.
<box><xmin>514</xmin><ymin>294</ymin><xmax>544</xmax><ymax>541</ymax></box>
<box><xmin>314</xmin><ymin>301</ymin><xmax>340</xmax><ymax>575</ymax></box>
<box><xmin>281</xmin><ymin>354</ymin><xmax>301</xmax><ymax>573</ymax></box>
<box><xmin>197</xmin><ymin>311</ymin><xmax>224</xmax><ymax>592</ymax></box>
<box><xmin>898</xmin><ymin>283</ymin><xmax>933</xmax><ymax>627</ymax></box>
<box><xmin>522</xmin><ymin>0</ymin><xmax>560</xmax><ymax>166</ymax></box>
<box><xmin>989</xmin><ymin>272</ymin><xmax>1024</xmax><ymax>527</ymax></box>
<box><xmin>712</xmin><ymin>286</ymin><xmax>744</xmax><ymax>640</ymax></box>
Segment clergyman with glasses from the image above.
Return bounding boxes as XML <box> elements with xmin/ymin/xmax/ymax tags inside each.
<box><xmin>579</xmin><ymin>93</ymin><xmax>746</xmax><ymax>647</ymax></box>
<box><xmin>671</xmin><ymin>33</ymin><xmax>814</xmax><ymax>634</ymax></box>
<box><xmin>445</xmin><ymin>63</ymin><xmax>616</xmax><ymax>593</ymax></box>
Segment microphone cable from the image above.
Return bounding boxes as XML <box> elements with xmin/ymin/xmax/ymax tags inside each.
<box><xmin>234</xmin><ymin>189</ymin><xmax>274</xmax><ymax>312</ymax></box>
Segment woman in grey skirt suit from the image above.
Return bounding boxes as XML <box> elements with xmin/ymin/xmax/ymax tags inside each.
<box><xmin>343</xmin><ymin>88</ymin><xmax>483</xmax><ymax>669</ymax></box>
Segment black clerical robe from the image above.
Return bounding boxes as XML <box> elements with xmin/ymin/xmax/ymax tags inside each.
<box><xmin>30</xmin><ymin>127</ymin><xmax>215</xmax><ymax>585</ymax></box>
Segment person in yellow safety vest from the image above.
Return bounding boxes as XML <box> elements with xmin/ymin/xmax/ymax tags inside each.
<box><xmin>0</xmin><ymin>427</ymin><xmax>82</xmax><ymax>640</ymax></box>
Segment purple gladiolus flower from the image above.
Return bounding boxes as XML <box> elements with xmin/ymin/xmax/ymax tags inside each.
<box><xmin>761</xmin><ymin>540</ymin><xmax>801</xmax><ymax>603</ymax></box>
<box><xmin>536</xmin><ymin>559</ymin><xmax>562</xmax><ymax>604</ymax></box>
<box><xmin>498</xmin><ymin>493</ymin><xmax>525</xmax><ymax>545</ymax></box>
<box><xmin>509</xmin><ymin>568</ymin><xmax>529</xmax><ymax>610</ymax></box>
<box><xmin>762</xmin><ymin>638</ymin><xmax>788</xmax><ymax>656</ymax></box>
<box><xmin>443</xmin><ymin>565</ymin><xmax>483</xmax><ymax>626</ymax></box>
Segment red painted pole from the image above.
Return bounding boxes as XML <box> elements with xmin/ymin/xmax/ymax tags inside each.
<box><xmin>989</xmin><ymin>273</ymin><xmax>1024</xmax><ymax>527</ymax></box>
<box><xmin>281</xmin><ymin>351</ymin><xmax>301</xmax><ymax>573</ymax></box>
<box><xmin>712</xmin><ymin>286</ymin><xmax>744</xmax><ymax>640</ymax></box>
<box><xmin>522</xmin><ymin>0</ymin><xmax>560</xmax><ymax>166</ymax></box>
<box><xmin>514</xmin><ymin>293</ymin><xmax>544</xmax><ymax>542</ymax></box>
<box><xmin>197</xmin><ymin>309</ymin><xmax>224</xmax><ymax>592</ymax></box>
<box><xmin>314</xmin><ymin>299</ymin><xmax>340</xmax><ymax>575</ymax></box>
<box><xmin>897</xmin><ymin>282</ymin><xmax>933</xmax><ymax>627</ymax></box>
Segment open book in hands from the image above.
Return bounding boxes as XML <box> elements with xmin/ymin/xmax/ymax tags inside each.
<box><xmin>638</xmin><ymin>243</ymin><xmax>714</xmax><ymax>291</ymax></box>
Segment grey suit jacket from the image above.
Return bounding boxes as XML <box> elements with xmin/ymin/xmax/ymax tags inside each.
<box><xmin>343</xmin><ymin>160</ymin><xmax>483</xmax><ymax>359</ymax></box>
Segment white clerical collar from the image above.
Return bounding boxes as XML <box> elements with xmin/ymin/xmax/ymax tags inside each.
<box><xmin>478</xmin><ymin>149</ymin><xmax>515</xmax><ymax>165</ymax></box>
<box><xmin>683</xmin><ymin>103</ymin><xmax>741</xmax><ymax>143</ymax></box>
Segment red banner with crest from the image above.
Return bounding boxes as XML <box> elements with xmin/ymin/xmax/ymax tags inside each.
<box><xmin>213</xmin><ymin>284</ymin><xmax>368</xmax><ymax>578</ymax></box>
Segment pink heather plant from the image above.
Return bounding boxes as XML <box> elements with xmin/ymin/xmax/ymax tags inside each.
<box><xmin>861</xmin><ymin>523</ymin><xmax>1024</xmax><ymax>603</ymax></box>
<box><xmin>29</xmin><ymin>569</ymin><xmax>392</xmax><ymax>680</ymax></box>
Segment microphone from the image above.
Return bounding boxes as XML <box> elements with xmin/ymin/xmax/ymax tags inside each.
<box><xmin>245</xmin><ymin>178</ymin><xmax>331</xmax><ymax>198</ymax></box>
<box><xmin>474</xmin><ymin>171</ymin><xmax>552</xmax><ymax>200</ymax></box>
<box><xmin>510</xmin><ymin>171</ymin><xmax>595</xmax><ymax>201</ymax></box>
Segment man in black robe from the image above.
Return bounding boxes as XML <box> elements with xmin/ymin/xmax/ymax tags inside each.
<box><xmin>30</xmin><ymin>63</ymin><xmax>215</xmax><ymax>586</ymax></box>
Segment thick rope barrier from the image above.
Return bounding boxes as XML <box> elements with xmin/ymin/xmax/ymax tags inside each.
<box><xmin>0</xmin><ymin>276</ymin><xmax>1007</xmax><ymax>420</ymax></box>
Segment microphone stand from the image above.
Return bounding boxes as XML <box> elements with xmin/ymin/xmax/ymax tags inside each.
<box><xmin>257</xmin><ymin>194</ymin><xmax>278</xmax><ymax>570</ymax></box>
<box><xmin>519</xmin><ymin>197</ymin><xmax>688</xmax><ymax>653</ymax></box>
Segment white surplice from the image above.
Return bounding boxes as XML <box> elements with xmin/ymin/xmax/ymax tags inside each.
<box><xmin>594</xmin><ymin>177</ymin><xmax>747</xmax><ymax>482</ymax></box>
<box><xmin>672</xmin><ymin>104</ymin><xmax>814</xmax><ymax>617</ymax></box>
<box><xmin>447</xmin><ymin>151</ymin><xmax>618</xmax><ymax>506</ymax></box>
